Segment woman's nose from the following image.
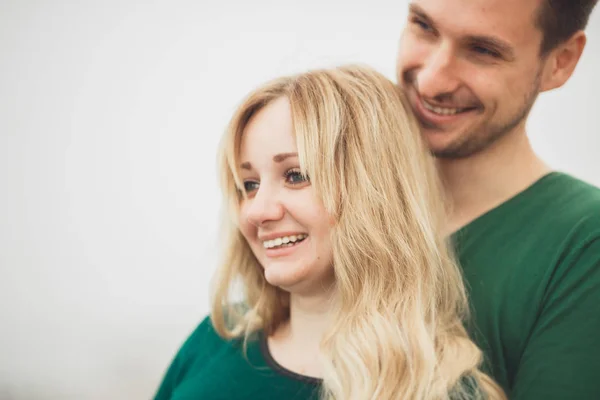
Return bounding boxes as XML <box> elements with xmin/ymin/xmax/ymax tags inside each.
<box><xmin>244</xmin><ymin>186</ymin><xmax>285</xmax><ymax>227</ymax></box>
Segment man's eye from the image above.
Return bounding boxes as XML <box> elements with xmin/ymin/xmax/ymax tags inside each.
<box><xmin>243</xmin><ymin>180</ymin><xmax>259</xmax><ymax>193</ymax></box>
<box><xmin>473</xmin><ymin>46</ymin><xmax>500</xmax><ymax>58</ymax></box>
<box><xmin>285</xmin><ymin>169</ymin><xmax>309</xmax><ymax>185</ymax></box>
<box><xmin>412</xmin><ymin>18</ymin><xmax>432</xmax><ymax>32</ymax></box>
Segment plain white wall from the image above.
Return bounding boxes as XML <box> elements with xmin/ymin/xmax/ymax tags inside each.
<box><xmin>0</xmin><ymin>1</ymin><xmax>598</xmax><ymax>399</ymax></box>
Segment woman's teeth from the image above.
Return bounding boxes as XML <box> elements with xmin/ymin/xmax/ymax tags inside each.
<box><xmin>263</xmin><ymin>234</ymin><xmax>308</xmax><ymax>249</ymax></box>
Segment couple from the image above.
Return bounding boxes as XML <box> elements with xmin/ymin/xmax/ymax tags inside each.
<box><xmin>155</xmin><ymin>0</ymin><xmax>600</xmax><ymax>399</ymax></box>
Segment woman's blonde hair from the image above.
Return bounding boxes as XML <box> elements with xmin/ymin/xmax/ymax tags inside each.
<box><xmin>211</xmin><ymin>65</ymin><xmax>505</xmax><ymax>400</ymax></box>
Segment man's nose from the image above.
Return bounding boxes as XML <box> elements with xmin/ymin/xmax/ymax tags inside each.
<box><xmin>416</xmin><ymin>42</ymin><xmax>461</xmax><ymax>100</ymax></box>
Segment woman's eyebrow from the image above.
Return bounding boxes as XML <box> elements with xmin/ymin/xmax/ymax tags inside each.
<box><xmin>273</xmin><ymin>152</ymin><xmax>298</xmax><ymax>162</ymax></box>
<box><xmin>240</xmin><ymin>152</ymin><xmax>298</xmax><ymax>170</ymax></box>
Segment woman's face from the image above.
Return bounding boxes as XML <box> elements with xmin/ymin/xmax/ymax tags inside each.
<box><xmin>238</xmin><ymin>96</ymin><xmax>334</xmax><ymax>295</ymax></box>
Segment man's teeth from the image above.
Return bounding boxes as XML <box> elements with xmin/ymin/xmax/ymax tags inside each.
<box><xmin>423</xmin><ymin>100</ymin><xmax>464</xmax><ymax>116</ymax></box>
<box><xmin>263</xmin><ymin>234</ymin><xmax>308</xmax><ymax>249</ymax></box>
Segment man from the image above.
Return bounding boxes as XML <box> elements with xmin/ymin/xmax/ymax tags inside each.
<box><xmin>396</xmin><ymin>0</ymin><xmax>600</xmax><ymax>398</ymax></box>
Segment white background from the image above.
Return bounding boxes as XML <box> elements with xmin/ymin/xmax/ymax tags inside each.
<box><xmin>1</xmin><ymin>1</ymin><xmax>598</xmax><ymax>399</ymax></box>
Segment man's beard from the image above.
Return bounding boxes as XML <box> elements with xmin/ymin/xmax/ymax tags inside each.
<box><xmin>407</xmin><ymin>69</ymin><xmax>543</xmax><ymax>159</ymax></box>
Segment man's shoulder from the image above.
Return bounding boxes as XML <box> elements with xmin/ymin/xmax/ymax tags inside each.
<box><xmin>534</xmin><ymin>171</ymin><xmax>599</xmax><ymax>202</ymax></box>
<box><xmin>456</xmin><ymin>172</ymin><xmax>600</xmax><ymax>277</ymax></box>
<box><xmin>462</xmin><ymin>172</ymin><xmax>600</xmax><ymax>245</ymax></box>
<box><xmin>527</xmin><ymin>172</ymin><xmax>600</xmax><ymax>236</ymax></box>
<box><xmin>520</xmin><ymin>173</ymin><xmax>600</xmax><ymax>294</ymax></box>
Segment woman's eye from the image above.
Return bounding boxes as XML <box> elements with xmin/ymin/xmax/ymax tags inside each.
<box><xmin>243</xmin><ymin>180</ymin><xmax>259</xmax><ymax>193</ymax></box>
<box><xmin>285</xmin><ymin>169</ymin><xmax>309</xmax><ymax>185</ymax></box>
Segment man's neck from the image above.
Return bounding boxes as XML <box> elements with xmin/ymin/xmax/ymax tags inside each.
<box><xmin>438</xmin><ymin>128</ymin><xmax>550</xmax><ymax>234</ymax></box>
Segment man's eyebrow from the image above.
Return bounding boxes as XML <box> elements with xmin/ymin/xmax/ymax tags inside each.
<box><xmin>409</xmin><ymin>3</ymin><xmax>515</xmax><ymax>61</ymax></box>
<box><xmin>466</xmin><ymin>35</ymin><xmax>516</xmax><ymax>60</ymax></box>
<box><xmin>239</xmin><ymin>152</ymin><xmax>298</xmax><ymax>170</ymax></box>
<box><xmin>409</xmin><ymin>3</ymin><xmax>435</xmax><ymax>27</ymax></box>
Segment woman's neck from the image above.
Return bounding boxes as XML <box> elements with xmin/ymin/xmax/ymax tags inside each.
<box><xmin>268</xmin><ymin>289</ymin><xmax>335</xmax><ymax>379</ymax></box>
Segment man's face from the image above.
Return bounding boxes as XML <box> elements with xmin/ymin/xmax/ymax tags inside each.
<box><xmin>397</xmin><ymin>0</ymin><xmax>548</xmax><ymax>159</ymax></box>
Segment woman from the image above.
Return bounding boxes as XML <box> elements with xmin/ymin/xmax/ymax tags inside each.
<box><xmin>154</xmin><ymin>65</ymin><xmax>505</xmax><ymax>400</ymax></box>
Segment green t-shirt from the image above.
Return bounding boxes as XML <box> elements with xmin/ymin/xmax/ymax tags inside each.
<box><xmin>155</xmin><ymin>172</ymin><xmax>600</xmax><ymax>400</ymax></box>
<box><xmin>153</xmin><ymin>317</ymin><xmax>321</xmax><ymax>400</ymax></box>
<box><xmin>453</xmin><ymin>172</ymin><xmax>600</xmax><ymax>399</ymax></box>
<box><xmin>153</xmin><ymin>317</ymin><xmax>481</xmax><ymax>399</ymax></box>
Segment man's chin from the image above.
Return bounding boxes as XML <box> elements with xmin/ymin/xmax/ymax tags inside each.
<box><xmin>421</xmin><ymin>126</ymin><xmax>456</xmax><ymax>147</ymax></box>
<box><xmin>428</xmin><ymin>139</ymin><xmax>485</xmax><ymax>160</ymax></box>
<box><xmin>421</xmin><ymin>129</ymin><xmax>471</xmax><ymax>159</ymax></box>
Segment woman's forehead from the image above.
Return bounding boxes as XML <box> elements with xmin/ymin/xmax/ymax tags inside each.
<box><xmin>238</xmin><ymin>97</ymin><xmax>297</xmax><ymax>169</ymax></box>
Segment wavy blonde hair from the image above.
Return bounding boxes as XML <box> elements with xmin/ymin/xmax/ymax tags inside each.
<box><xmin>210</xmin><ymin>65</ymin><xmax>505</xmax><ymax>400</ymax></box>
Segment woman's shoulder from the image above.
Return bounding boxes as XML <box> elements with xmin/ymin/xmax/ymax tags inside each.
<box><xmin>186</xmin><ymin>315</ymin><xmax>220</xmax><ymax>345</ymax></box>
<box><xmin>153</xmin><ymin>314</ymin><xmax>250</xmax><ymax>400</ymax></box>
<box><xmin>181</xmin><ymin>304</ymin><xmax>252</xmax><ymax>358</ymax></box>
<box><xmin>167</xmin><ymin>316</ymin><xmax>219</xmax><ymax>371</ymax></box>
<box><xmin>180</xmin><ymin>314</ymin><xmax>236</xmax><ymax>357</ymax></box>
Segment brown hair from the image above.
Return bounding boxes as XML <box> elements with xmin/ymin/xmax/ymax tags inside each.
<box><xmin>537</xmin><ymin>0</ymin><xmax>598</xmax><ymax>54</ymax></box>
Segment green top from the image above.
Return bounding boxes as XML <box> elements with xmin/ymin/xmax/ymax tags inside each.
<box><xmin>153</xmin><ymin>317</ymin><xmax>481</xmax><ymax>400</ymax></box>
<box><xmin>154</xmin><ymin>172</ymin><xmax>600</xmax><ymax>400</ymax></box>
<box><xmin>153</xmin><ymin>317</ymin><xmax>321</xmax><ymax>400</ymax></box>
<box><xmin>454</xmin><ymin>172</ymin><xmax>600</xmax><ymax>399</ymax></box>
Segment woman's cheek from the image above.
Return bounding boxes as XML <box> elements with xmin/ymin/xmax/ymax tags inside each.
<box><xmin>237</xmin><ymin>204</ymin><xmax>253</xmax><ymax>240</ymax></box>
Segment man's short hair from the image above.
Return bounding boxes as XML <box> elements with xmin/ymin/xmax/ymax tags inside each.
<box><xmin>537</xmin><ymin>0</ymin><xmax>598</xmax><ymax>54</ymax></box>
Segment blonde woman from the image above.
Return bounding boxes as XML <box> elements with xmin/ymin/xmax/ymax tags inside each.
<box><xmin>154</xmin><ymin>65</ymin><xmax>505</xmax><ymax>400</ymax></box>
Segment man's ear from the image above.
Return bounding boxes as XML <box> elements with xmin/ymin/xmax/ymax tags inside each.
<box><xmin>540</xmin><ymin>31</ymin><xmax>587</xmax><ymax>93</ymax></box>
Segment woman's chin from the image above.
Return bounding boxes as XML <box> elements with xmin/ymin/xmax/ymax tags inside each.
<box><xmin>264</xmin><ymin>264</ymin><xmax>334</xmax><ymax>297</ymax></box>
<box><xmin>263</xmin><ymin>266</ymin><xmax>305</xmax><ymax>290</ymax></box>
